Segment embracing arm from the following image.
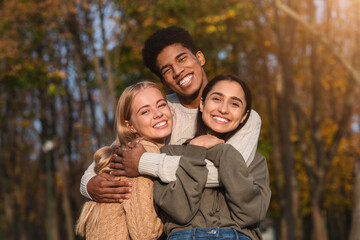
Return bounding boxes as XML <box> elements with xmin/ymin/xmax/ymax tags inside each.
<box><xmin>139</xmin><ymin>153</ymin><xmax>220</xmax><ymax>187</ymax></box>
<box><xmin>206</xmin><ymin>144</ymin><xmax>271</xmax><ymax>226</ymax></box>
<box><xmin>227</xmin><ymin>109</ymin><xmax>261</xmax><ymax>166</ymax></box>
<box><xmin>153</xmin><ymin>145</ymin><xmax>208</xmax><ymax>224</ymax></box>
<box><xmin>80</xmin><ymin>162</ymin><xmax>96</xmax><ymax>199</ymax></box>
<box><xmin>138</xmin><ymin>110</ymin><xmax>261</xmax><ymax>184</ymax></box>
<box><xmin>80</xmin><ymin>160</ymin><xmax>132</xmax><ymax>202</ymax></box>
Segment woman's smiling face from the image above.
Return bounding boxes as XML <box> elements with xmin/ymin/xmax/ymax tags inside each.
<box><xmin>126</xmin><ymin>87</ymin><xmax>172</xmax><ymax>147</ymax></box>
<box><xmin>200</xmin><ymin>80</ymin><xmax>248</xmax><ymax>136</ymax></box>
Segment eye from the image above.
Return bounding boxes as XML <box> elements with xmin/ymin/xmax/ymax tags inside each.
<box><xmin>179</xmin><ymin>56</ymin><xmax>187</xmax><ymax>62</ymax></box>
<box><xmin>162</xmin><ymin>68</ymin><xmax>171</xmax><ymax>75</ymax></box>
<box><xmin>211</xmin><ymin>97</ymin><xmax>221</xmax><ymax>102</ymax></box>
<box><xmin>140</xmin><ymin>110</ymin><xmax>149</xmax><ymax>115</ymax></box>
<box><xmin>158</xmin><ymin>102</ymin><xmax>167</xmax><ymax>108</ymax></box>
<box><xmin>231</xmin><ymin>102</ymin><xmax>240</xmax><ymax>107</ymax></box>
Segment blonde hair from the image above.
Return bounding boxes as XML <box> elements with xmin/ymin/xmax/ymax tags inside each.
<box><xmin>75</xmin><ymin>146</ymin><xmax>115</xmax><ymax>236</ymax></box>
<box><xmin>115</xmin><ymin>81</ymin><xmax>167</xmax><ymax>146</ymax></box>
<box><xmin>75</xmin><ymin>81</ymin><xmax>166</xmax><ymax>236</ymax></box>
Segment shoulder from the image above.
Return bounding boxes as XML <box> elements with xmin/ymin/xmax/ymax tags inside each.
<box><xmin>137</xmin><ymin>138</ymin><xmax>160</xmax><ymax>154</ymax></box>
<box><xmin>248</xmin><ymin>152</ymin><xmax>268</xmax><ymax>175</ymax></box>
<box><xmin>160</xmin><ymin>144</ymin><xmax>187</xmax><ymax>155</ymax></box>
<box><xmin>166</xmin><ymin>93</ymin><xmax>179</xmax><ymax>103</ymax></box>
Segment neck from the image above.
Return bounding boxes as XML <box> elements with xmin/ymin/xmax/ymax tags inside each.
<box><xmin>178</xmin><ymin>93</ymin><xmax>202</xmax><ymax>109</ymax></box>
<box><xmin>156</xmin><ymin>142</ymin><xmax>165</xmax><ymax>148</ymax></box>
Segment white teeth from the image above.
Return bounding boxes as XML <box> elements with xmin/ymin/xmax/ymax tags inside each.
<box><xmin>154</xmin><ymin>121</ymin><xmax>167</xmax><ymax>128</ymax></box>
<box><xmin>213</xmin><ymin>116</ymin><xmax>229</xmax><ymax>123</ymax></box>
<box><xmin>179</xmin><ymin>75</ymin><xmax>192</xmax><ymax>86</ymax></box>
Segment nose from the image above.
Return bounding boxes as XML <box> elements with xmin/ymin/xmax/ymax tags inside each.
<box><xmin>172</xmin><ymin>63</ymin><xmax>184</xmax><ymax>78</ymax></box>
<box><xmin>153</xmin><ymin>108</ymin><xmax>163</xmax><ymax>118</ymax></box>
<box><xmin>218</xmin><ymin>101</ymin><xmax>229</xmax><ymax>114</ymax></box>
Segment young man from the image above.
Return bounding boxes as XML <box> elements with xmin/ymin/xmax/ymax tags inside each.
<box><xmin>80</xmin><ymin>26</ymin><xmax>262</xmax><ymax>202</ymax></box>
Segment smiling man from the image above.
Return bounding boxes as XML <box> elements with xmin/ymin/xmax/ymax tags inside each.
<box><xmin>80</xmin><ymin>26</ymin><xmax>262</xmax><ymax>203</ymax></box>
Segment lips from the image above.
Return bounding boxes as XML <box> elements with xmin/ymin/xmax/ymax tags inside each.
<box><xmin>212</xmin><ymin>116</ymin><xmax>230</xmax><ymax>123</ymax></box>
<box><xmin>153</xmin><ymin>120</ymin><xmax>168</xmax><ymax>128</ymax></box>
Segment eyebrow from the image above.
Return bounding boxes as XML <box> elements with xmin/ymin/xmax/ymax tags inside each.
<box><xmin>210</xmin><ymin>92</ymin><xmax>243</xmax><ymax>104</ymax></box>
<box><xmin>136</xmin><ymin>98</ymin><xmax>167</xmax><ymax>114</ymax></box>
<box><xmin>159</xmin><ymin>52</ymin><xmax>187</xmax><ymax>73</ymax></box>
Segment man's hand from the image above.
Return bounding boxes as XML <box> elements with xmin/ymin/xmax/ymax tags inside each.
<box><xmin>109</xmin><ymin>141</ymin><xmax>146</xmax><ymax>177</ymax></box>
<box><xmin>190</xmin><ymin>135</ymin><xmax>224</xmax><ymax>149</ymax></box>
<box><xmin>87</xmin><ymin>173</ymin><xmax>132</xmax><ymax>203</ymax></box>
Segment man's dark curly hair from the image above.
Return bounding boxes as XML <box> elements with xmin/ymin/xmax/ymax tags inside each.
<box><xmin>142</xmin><ymin>26</ymin><xmax>199</xmax><ymax>79</ymax></box>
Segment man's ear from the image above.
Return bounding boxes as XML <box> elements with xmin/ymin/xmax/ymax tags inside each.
<box><xmin>199</xmin><ymin>98</ymin><xmax>204</xmax><ymax>112</ymax></box>
<box><xmin>125</xmin><ymin>120</ymin><xmax>137</xmax><ymax>133</ymax></box>
<box><xmin>196</xmin><ymin>51</ymin><xmax>206</xmax><ymax>67</ymax></box>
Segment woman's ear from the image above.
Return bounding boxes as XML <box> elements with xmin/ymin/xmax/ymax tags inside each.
<box><xmin>125</xmin><ymin>120</ymin><xmax>137</xmax><ymax>133</ymax></box>
<box><xmin>240</xmin><ymin>110</ymin><xmax>250</xmax><ymax>123</ymax></box>
<box><xmin>199</xmin><ymin>98</ymin><xmax>204</xmax><ymax>112</ymax></box>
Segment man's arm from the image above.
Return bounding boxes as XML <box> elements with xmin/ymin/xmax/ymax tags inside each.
<box><xmin>110</xmin><ymin>146</ymin><xmax>220</xmax><ymax>187</ymax></box>
<box><xmin>227</xmin><ymin>109</ymin><xmax>261</xmax><ymax>166</ymax></box>
<box><xmin>138</xmin><ymin>111</ymin><xmax>260</xmax><ymax>182</ymax></box>
<box><xmin>80</xmin><ymin>161</ymin><xmax>132</xmax><ymax>202</ymax></box>
<box><xmin>80</xmin><ymin>162</ymin><xmax>96</xmax><ymax>199</ymax></box>
<box><xmin>111</xmin><ymin>111</ymin><xmax>260</xmax><ymax>185</ymax></box>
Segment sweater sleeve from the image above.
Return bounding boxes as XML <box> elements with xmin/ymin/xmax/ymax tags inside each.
<box><xmin>80</xmin><ymin>140</ymin><xmax>118</xmax><ymax>199</ymax></box>
<box><xmin>226</xmin><ymin>109</ymin><xmax>261</xmax><ymax>167</ymax></box>
<box><xmin>80</xmin><ymin>162</ymin><xmax>96</xmax><ymax>200</ymax></box>
<box><xmin>139</xmin><ymin>152</ymin><xmax>220</xmax><ymax>187</ymax></box>
<box><xmin>206</xmin><ymin>144</ymin><xmax>271</xmax><ymax>226</ymax></box>
<box><xmin>153</xmin><ymin>144</ymin><xmax>208</xmax><ymax>225</ymax></box>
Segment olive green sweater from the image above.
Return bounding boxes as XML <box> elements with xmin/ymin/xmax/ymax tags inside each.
<box><xmin>154</xmin><ymin>144</ymin><xmax>271</xmax><ymax>240</ymax></box>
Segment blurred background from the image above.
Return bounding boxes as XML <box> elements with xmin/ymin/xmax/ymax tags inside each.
<box><xmin>0</xmin><ymin>0</ymin><xmax>359</xmax><ymax>239</ymax></box>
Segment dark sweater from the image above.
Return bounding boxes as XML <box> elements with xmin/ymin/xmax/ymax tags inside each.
<box><xmin>154</xmin><ymin>144</ymin><xmax>271</xmax><ymax>240</ymax></box>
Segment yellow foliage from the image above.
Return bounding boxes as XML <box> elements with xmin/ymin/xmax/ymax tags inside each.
<box><xmin>226</xmin><ymin>9</ymin><xmax>236</xmax><ymax>18</ymax></box>
<box><xmin>264</xmin><ymin>40</ymin><xmax>271</xmax><ymax>47</ymax></box>
<box><xmin>47</xmin><ymin>69</ymin><xmax>67</xmax><ymax>79</ymax></box>
<box><xmin>48</xmin><ymin>83</ymin><xmax>56</xmax><ymax>95</ymax></box>
<box><xmin>321</xmin><ymin>119</ymin><xmax>338</xmax><ymax>146</ymax></box>
<box><xmin>15</xmin><ymin>119</ymin><xmax>32</xmax><ymax>128</ymax></box>
<box><xmin>206</xmin><ymin>25</ymin><xmax>217</xmax><ymax>34</ymax></box>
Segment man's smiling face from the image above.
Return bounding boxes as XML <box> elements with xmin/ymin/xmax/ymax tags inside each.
<box><xmin>156</xmin><ymin>43</ymin><xmax>207</xmax><ymax>102</ymax></box>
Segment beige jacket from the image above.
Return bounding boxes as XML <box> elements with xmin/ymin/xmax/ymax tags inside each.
<box><xmin>84</xmin><ymin>139</ymin><xmax>163</xmax><ymax>240</ymax></box>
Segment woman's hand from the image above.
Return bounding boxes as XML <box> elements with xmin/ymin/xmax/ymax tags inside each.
<box><xmin>189</xmin><ymin>135</ymin><xmax>224</xmax><ymax>149</ymax></box>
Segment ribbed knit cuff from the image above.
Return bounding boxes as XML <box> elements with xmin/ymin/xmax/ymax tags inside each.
<box><xmin>138</xmin><ymin>152</ymin><xmax>164</xmax><ymax>177</ymax></box>
<box><xmin>80</xmin><ymin>174</ymin><xmax>93</xmax><ymax>200</ymax></box>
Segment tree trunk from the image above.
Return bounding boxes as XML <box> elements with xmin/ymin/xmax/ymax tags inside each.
<box><xmin>349</xmin><ymin>155</ymin><xmax>360</xmax><ymax>240</ymax></box>
<box><xmin>58</xmin><ymin>155</ymin><xmax>76</xmax><ymax>240</ymax></box>
<box><xmin>273</xmin><ymin>1</ymin><xmax>302</xmax><ymax>239</ymax></box>
<box><xmin>311</xmin><ymin>198</ymin><xmax>328</xmax><ymax>240</ymax></box>
<box><xmin>252</xmin><ymin>8</ymin><xmax>285</xmax><ymax>238</ymax></box>
<box><xmin>84</xmin><ymin>6</ymin><xmax>111</xmax><ymax>128</ymax></box>
<box><xmin>98</xmin><ymin>0</ymin><xmax>117</xmax><ymax>114</ymax></box>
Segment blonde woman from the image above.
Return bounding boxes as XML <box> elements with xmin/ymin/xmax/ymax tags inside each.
<box><xmin>76</xmin><ymin>81</ymin><xmax>172</xmax><ymax>240</ymax></box>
